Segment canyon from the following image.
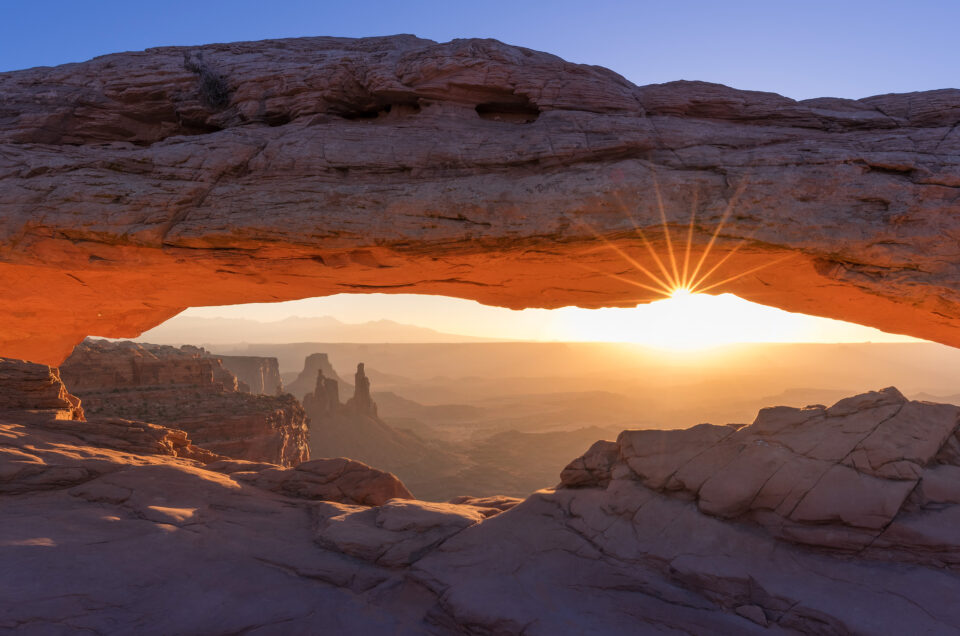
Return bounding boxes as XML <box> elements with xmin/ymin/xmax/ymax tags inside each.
<box><xmin>35</xmin><ymin>339</ymin><xmax>627</xmax><ymax>501</ymax></box>
<box><xmin>301</xmin><ymin>361</ymin><xmax>465</xmax><ymax>499</ymax></box>
<box><xmin>1</xmin><ymin>36</ymin><xmax>959</xmax><ymax>365</ymax></box>
<box><xmin>296</xmin><ymin>353</ymin><xmax>626</xmax><ymax>500</ymax></box>
<box><xmin>4</xmin><ymin>357</ymin><xmax>960</xmax><ymax>633</ymax></box>
<box><xmin>59</xmin><ymin>339</ymin><xmax>309</xmax><ymax>466</ymax></box>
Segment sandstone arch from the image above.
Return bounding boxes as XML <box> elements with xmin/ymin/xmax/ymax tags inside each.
<box><xmin>1</xmin><ymin>35</ymin><xmax>959</xmax><ymax>365</ymax></box>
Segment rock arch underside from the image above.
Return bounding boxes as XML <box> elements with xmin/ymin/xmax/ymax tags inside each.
<box><xmin>2</xmin><ymin>34</ymin><xmax>960</xmax><ymax>365</ymax></box>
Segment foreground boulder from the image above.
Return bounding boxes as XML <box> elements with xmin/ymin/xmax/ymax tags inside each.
<box><xmin>210</xmin><ymin>456</ymin><xmax>413</xmax><ymax>506</ymax></box>
<box><xmin>561</xmin><ymin>386</ymin><xmax>960</xmax><ymax>561</ymax></box>
<box><xmin>313</xmin><ymin>499</ymin><xmax>485</xmax><ymax>567</ymax></box>
<box><xmin>60</xmin><ymin>339</ymin><xmax>309</xmax><ymax>466</ymax></box>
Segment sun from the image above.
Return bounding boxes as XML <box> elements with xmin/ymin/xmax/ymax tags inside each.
<box><xmin>576</xmin><ymin>175</ymin><xmax>798</xmax><ymax>312</ymax></box>
<box><xmin>545</xmin><ymin>291</ymin><xmax>918</xmax><ymax>351</ymax></box>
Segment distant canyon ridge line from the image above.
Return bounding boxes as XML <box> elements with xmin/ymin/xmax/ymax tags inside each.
<box><xmin>134</xmin><ymin>315</ymin><xmax>504</xmax><ymax>346</ymax></box>
<box><xmin>1</xmin><ymin>35</ymin><xmax>958</xmax><ymax>364</ymax></box>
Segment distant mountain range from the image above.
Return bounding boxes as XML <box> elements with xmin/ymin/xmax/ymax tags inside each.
<box><xmin>134</xmin><ymin>315</ymin><xmax>505</xmax><ymax>345</ymax></box>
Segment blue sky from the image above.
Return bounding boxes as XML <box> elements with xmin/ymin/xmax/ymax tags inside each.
<box><xmin>2</xmin><ymin>0</ymin><xmax>957</xmax><ymax>100</ymax></box>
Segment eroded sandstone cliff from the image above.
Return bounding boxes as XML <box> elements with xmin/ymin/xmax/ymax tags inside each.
<box><xmin>0</xmin><ymin>358</ymin><xmax>84</xmax><ymax>421</ymax></box>
<box><xmin>59</xmin><ymin>339</ymin><xmax>309</xmax><ymax>465</ymax></box>
<box><xmin>215</xmin><ymin>354</ymin><xmax>283</xmax><ymax>394</ymax></box>
<box><xmin>0</xmin><ymin>357</ymin><xmax>221</xmax><ymax>491</ymax></box>
<box><xmin>560</xmin><ymin>387</ymin><xmax>960</xmax><ymax>562</ymax></box>
<box><xmin>1</xmin><ymin>36</ymin><xmax>959</xmax><ymax>365</ymax></box>
<box><xmin>287</xmin><ymin>352</ymin><xmax>348</xmax><ymax>401</ymax></box>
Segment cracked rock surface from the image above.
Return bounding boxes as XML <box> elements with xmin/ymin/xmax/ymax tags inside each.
<box><xmin>1</xmin><ymin>36</ymin><xmax>960</xmax><ymax>364</ymax></box>
<box><xmin>5</xmin><ymin>360</ymin><xmax>960</xmax><ymax>633</ymax></box>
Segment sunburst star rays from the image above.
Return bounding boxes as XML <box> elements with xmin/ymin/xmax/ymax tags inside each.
<box><xmin>579</xmin><ymin>177</ymin><xmax>791</xmax><ymax>301</ymax></box>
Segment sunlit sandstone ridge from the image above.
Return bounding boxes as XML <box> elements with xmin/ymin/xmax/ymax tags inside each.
<box><xmin>2</xmin><ymin>35</ymin><xmax>959</xmax><ymax>363</ymax></box>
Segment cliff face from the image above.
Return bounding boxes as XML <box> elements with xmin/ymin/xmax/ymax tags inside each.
<box><xmin>2</xmin><ymin>36</ymin><xmax>960</xmax><ymax>366</ymax></box>
<box><xmin>176</xmin><ymin>344</ymin><xmax>283</xmax><ymax>394</ymax></box>
<box><xmin>63</xmin><ymin>340</ymin><xmax>237</xmax><ymax>393</ymax></box>
<box><xmin>60</xmin><ymin>340</ymin><xmax>309</xmax><ymax>466</ymax></box>
<box><xmin>0</xmin><ymin>357</ymin><xmax>219</xmax><ymax>471</ymax></box>
<box><xmin>216</xmin><ymin>355</ymin><xmax>283</xmax><ymax>395</ymax></box>
<box><xmin>287</xmin><ymin>353</ymin><xmax>348</xmax><ymax>401</ymax></box>
<box><xmin>0</xmin><ymin>358</ymin><xmax>84</xmax><ymax>421</ymax></box>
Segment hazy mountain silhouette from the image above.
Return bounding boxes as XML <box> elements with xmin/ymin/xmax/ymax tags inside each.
<box><xmin>133</xmin><ymin>315</ymin><xmax>505</xmax><ymax>345</ymax></box>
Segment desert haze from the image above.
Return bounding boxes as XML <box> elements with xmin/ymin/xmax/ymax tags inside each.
<box><xmin>134</xmin><ymin>314</ymin><xmax>502</xmax><ymax>344</ymax></box>
<box><xmin>219</xmin><ymin>340</ymin><xmax>960</xmax><ymax>499</ymax></box>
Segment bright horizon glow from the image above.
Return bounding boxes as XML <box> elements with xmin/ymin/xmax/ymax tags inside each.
<box><xmin>175</xmin><ymin>292</ymin><xmax>921</xmax><ymax>350</ymax></box>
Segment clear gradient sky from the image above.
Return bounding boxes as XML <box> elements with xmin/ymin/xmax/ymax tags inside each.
<box><xmin>6</xmin><ymin>2</ymin><xmax>953</xmax><ymax>344</ymax></box>
<box><xmin>2</xmin><ymin>0</ymin><xmax>958</xmax><ymax>99</ymax></box>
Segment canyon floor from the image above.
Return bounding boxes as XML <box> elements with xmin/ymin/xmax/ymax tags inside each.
<box><xmin>4</xmin><ymin>358</ymin><xmax>960</xmax><ymax>634</ymax></box>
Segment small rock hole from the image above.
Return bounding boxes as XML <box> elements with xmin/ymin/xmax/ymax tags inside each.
<box><xmin>338</xmin><ymin>101</ymin><xmax>421</xmax><ymax>121</ymax></box>
<box><xmin>476</xmin><ymin>101</ymin><xmax>540</xmax><ymax>124</ymax></box>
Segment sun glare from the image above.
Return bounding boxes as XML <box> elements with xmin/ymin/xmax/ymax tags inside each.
<box><xmin>170</xmin><ymin>174</ymin><xmax>919</xmax><ymax>351</ymax></box>
<box><xmin>173</xmin><ymin>290</ymin><xmax>919</xmax><ymax>352</ymax></box>
<box><xmin>575</xmin><ymin>175</ymin><xmax>802</xmax><ymax>311</ymax></box>
<box><xmin>550</xmin><ymin>292</ymin><xmax>890</xmax><ymax>351</ymax></box>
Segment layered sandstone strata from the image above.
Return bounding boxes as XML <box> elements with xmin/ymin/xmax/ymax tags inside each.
<box><xmin>216</xmin><ymin>354</ymin><xmax>283</xmax><ymax>395</ymax></box>
<box><xmin>1</xmin><ymin>36</ymin><xmax>959</xmax><ymax>365</ymax></box>
<box><xmin>0</xmin><ymin>358</ymin><xmax>84</xmax><ymax>421</ymax></box>
<box><xmin>60</xmin><ymin>339</ymin><xmax>309</xmax><ymax>465</ymax></box>
<box><xmin>0</xmin><ymin>357</ymin><xmax>219</xmax><ymax>496</ymax></box>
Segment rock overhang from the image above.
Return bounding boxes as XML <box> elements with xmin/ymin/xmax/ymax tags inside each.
<box><xmin>1</xmin><ymin>35</ymin><xmax>959</xmax><ymax>364</ymax></box>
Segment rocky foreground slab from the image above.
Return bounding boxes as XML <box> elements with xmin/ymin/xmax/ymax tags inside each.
<box><xmin>3</xmin><ymin>358</ymin><xmax>960</xmax><ymax>633</ymax></box>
